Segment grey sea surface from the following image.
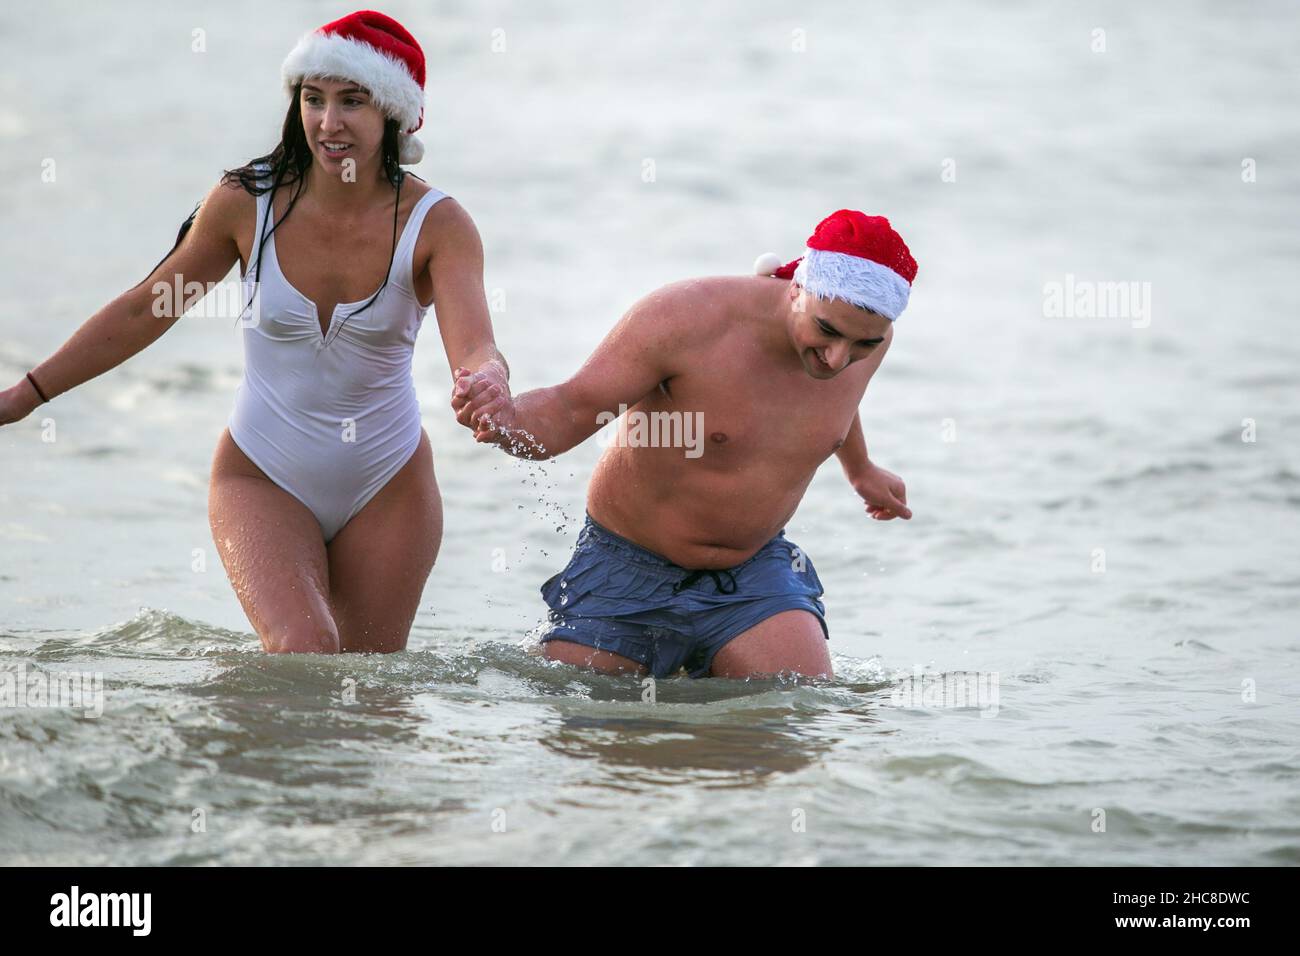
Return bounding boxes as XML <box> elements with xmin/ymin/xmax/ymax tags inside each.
<box><xmin>1</xmin><ymin>1</ymin><xmax>1297</xmax><ymax>865</ymax></box>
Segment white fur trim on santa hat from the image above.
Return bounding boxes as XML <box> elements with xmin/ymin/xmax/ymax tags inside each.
<box><xmin>793</xmin><ymin>248</ymin><xmax>912</xmax><ymax>321</ymax></box>
<box><xmin>282</xmin><ymin>29</ymin><xmax>424</xmax><ymax>133</ymax></box>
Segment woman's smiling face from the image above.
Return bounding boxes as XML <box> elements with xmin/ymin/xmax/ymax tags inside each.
<box><xmin>299</xmin><ymin>77</ymin><xmax>386</xmax><ymax>173</ymax></box>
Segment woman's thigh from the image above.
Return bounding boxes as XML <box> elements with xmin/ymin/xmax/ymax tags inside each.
<box><xmin>208</xmin><ymin>428</ymin><xmax>339</xmax><ymax>653</ymax></box>
<box><xmin>326</xmin><ymin>428</ymin><xmax>442</xmax><ymax>653</ymax></box>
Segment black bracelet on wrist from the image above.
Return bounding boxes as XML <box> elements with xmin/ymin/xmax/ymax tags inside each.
<box><xmin>26</xmin><ymin>371</ymin><xmax>50</xmax><ymax>404</ymax></box>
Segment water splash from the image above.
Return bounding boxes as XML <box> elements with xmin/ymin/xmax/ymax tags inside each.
<box><xmin>475</xmin><ymin>415</ymin><xmax>576</xmax><ymax>558</ymax></box>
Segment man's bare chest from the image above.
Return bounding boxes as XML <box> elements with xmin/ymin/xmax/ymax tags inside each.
<box><xmin>643</xmin><ymin>369</ymin><xmax>861</xmax><ymax>465</ymax></box>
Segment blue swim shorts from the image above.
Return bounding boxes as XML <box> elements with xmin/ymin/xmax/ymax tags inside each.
<box><xmin>538</xmin><ymin>514</ymin><xmax>828</xmax><ymax>678</ymax></box>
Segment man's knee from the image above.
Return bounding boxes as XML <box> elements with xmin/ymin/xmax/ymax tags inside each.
<box><xmin>709</xmin><ymin>609</ymin><xmax>831</xmax><ymax>679</ymax></box>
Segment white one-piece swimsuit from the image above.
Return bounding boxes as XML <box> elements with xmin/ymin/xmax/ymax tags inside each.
<box><xmin>227</xmin><ymin>169</ymin><xmax>448</xmax><ymax>542</ymax></box>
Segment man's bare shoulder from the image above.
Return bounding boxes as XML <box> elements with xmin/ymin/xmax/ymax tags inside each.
<box><xmin>624</xmin><ymin>275</ymin><xmax>764</xmax><ymax>337</ymax></box>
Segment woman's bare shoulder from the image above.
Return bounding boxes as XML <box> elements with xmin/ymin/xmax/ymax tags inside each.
<box><xmin>399</xmin><ymin>173</ymin><xmax>448</xmax><ymax>220</ymax></box>
<box><xmin>419</xmin><ymin>191</ymin><xmax>476</xmax><ymax>242</ymax></box>
<box><xmin>406</xmin><ymin>190</ymin><xmax>479</xmax><ymax>292</ymax></box>
<box><xmin>400</xmin><ymin>175</ymin><xmax>473</xmax><ymax>258</ymax></box>
<box><xmin>199</xmin><ymin>173</ymin><xmax>257</xmax><ymax>238</ymax></box>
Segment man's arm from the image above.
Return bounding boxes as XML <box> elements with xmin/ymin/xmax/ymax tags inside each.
<box><xmin>835</xmin><ymin>411</ymin><xmax>871</xmax><ymax>478</ymax></box>
<box><xmin>835</xmin><ymin>330</ymin><xmax>912</xmax><ymax>520</ymax></box>
<box><xmin>452</xmin><ymin>283</ymin><xmax>696</xmax><ymax>459</ymax></box>
<box><xmin>838</xmin><ymin>411</ymin><xmax>912</xmax><ymax>520</ymax></box>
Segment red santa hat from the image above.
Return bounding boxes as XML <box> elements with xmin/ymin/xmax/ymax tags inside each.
<box><xmin>281</xmin><ymin>10</ymin><xmax>427</xmax><ymax>165</ymax></box>
<box><xmin>754</xmin><ymin>210</ymin><xmax>918</xmax><ymax>320</ymax></box>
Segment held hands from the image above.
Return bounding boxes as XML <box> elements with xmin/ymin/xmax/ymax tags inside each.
<box><xmin>852</xmin><ymin>461</ymin><xmax>912</xmax><ymax>521</ymax></box>
<box><xmin>450</xmin><ymin>363</ymin><xmax>513</xmax><ymax>443</ymax></box>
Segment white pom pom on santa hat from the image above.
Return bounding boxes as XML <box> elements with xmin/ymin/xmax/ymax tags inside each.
<box><xmin>753</xmin><ymin>252</ymin><xmax>784</xmax><ymax>276</ymax></box>
<box><xmin>398</xmin><ymin>133</ymin><xmax>425</xmax><ymax>165</ymax></box>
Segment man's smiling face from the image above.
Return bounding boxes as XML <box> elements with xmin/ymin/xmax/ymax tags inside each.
<box><xmin>786</xmin><ymin>283</ymin><xmax>893</xmax><ymax>379</ymax></box>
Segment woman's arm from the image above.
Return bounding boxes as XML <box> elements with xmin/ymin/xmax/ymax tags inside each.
<box><xmin>424</xmin><ymin>198</ymin><xmax>509</xmax><ymax>386</ymax></box>
<box><xmin>0</xmin><ymin>178</ymin><xmax>244</xmax><ymax>425</ymax></box>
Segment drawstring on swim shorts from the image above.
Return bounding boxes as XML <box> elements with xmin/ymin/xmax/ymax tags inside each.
<box><xmin>672</xmin><ymin>568</ymin><xmax>738</xmax><ymax>595</ymax></box>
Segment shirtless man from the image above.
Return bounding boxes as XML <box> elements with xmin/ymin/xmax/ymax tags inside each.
<box><xmin>452</xmin><ymin>210</ymin><xmax>917</xmax><ymax>680</ymax></box>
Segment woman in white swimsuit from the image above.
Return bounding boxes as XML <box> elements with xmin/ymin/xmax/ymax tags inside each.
<box><xmin>0</xmin><ymin>11</ymin><xmax>509</xmax><ymax>654</ymax></box>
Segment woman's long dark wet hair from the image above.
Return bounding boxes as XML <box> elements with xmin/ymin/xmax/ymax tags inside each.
<box><xmin>142</xmin><ymin>82</ymin><xmax>419</xmax><ymax>340</ymax></box>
